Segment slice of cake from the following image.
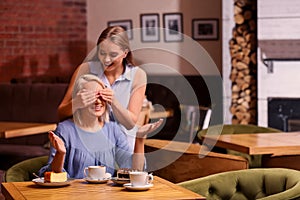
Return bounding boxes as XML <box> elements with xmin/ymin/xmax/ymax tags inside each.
<box><xmin>117</xmin><ymin>168</ymin><xmax>131</xmax><ymax>180</ymax></box>
<box><xmin>44</xmin><ymin>172</ymin><xmax>67</xmax><ymax>183</ymax></box>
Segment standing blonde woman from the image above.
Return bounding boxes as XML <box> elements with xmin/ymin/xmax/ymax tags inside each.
<box><xmin>58</xmin><ymin>26</ymin><xmax>147</xmax><ymax>151</ymax></box>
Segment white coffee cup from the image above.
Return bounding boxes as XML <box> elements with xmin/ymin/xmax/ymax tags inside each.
<box><xmin>84</xmin><ymin>166</ymin><xmax>106</xmax><ymax>180</ymax></box>
<box><xmin>129</xmin><ymin>171</ymin><xmax>153</xmax><ymax>186</ymax></box>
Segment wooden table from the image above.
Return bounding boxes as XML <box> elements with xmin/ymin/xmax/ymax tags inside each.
<box><xmin>1</xmin><ymin>176</ymin><xmax>205</xmax><ymax>200</ymax></box>
<box><xmin>202</xmin><ymin>132</ymin><xmax>300</xmax><ymax>155</ymax></box>
<box><xmin>0</xmin><ymin>122</ymin><xmax>57</xmax><ymax>138</ymax></box>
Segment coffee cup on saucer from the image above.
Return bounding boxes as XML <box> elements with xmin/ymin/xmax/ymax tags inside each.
<box><xmin>84</xmin><ymin>165</ymin><xmax>109</xmax><ymax>180</ymax></box>
<box><xmin>129</xmin><ymin>171</ymin><xmax>153</xmax><ymax>187</ymax></box>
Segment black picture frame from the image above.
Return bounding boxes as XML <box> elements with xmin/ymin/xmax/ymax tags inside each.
<box><xmin>107</xmin><ymin>20</ymin><xmax>133</xmax><ymax>40</ymax></box>
<box><xmin>163</xmin><ymin>13</ymin><xmax>183</xmax><ymax>42</ymax></box>
<box><xmin>192</xmin><ymin>19</ymin><xmax>219</xmax><ymax>40</ymax></box>
<box><xmin>140</xmin><ymin>13</ymin><xmax>160</xmax><ymax>42</ymax></box>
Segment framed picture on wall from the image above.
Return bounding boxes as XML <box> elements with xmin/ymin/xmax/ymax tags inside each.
<box><xmin>140</xmin><ymin>13</ymin><xmax>160</xmax><ymax>42</ymax></box>
<box><xmin>107</xmin><ymin>20</ymin><xmax>133</xmax><ymax>40</ymax></box>
<box><xmin>192</xmin><ymin>19</ymin><xmax>219</xmax><ymax>40</ymax></box>
<box><xmin>163</xmin><ymin>13</ymin><xmax>183</xmax><ymax>42</ymax></box>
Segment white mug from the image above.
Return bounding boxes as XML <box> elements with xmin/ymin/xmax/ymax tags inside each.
<box><xmin>84</xmin><ymin>166</ymin><xmax>106</xmax><ymax>180</ymax></box>
<box><xmin>129</xmin><ymin>171</ymin><xmax>153</xmax><ymax>186</ymax></box>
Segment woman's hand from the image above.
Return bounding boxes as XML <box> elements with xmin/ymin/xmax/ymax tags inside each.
<box><xmin>99</xmin><ymin>87</ymin><xmax>114</xmax><ymax>105</ymax></box>
<box><xmin>73</xmin><ymin>89</ymin><xmax>98</xmax><ymax>110</ymax></box>
<box><xmin>136</xmin><ymin>118</ymin><xmax>163</xmax><ymax>138</ymax></box>
<box><xmin>48</xmin><ymin>131</ymin><xmax>66</xmax><ymax>154</ymax></box>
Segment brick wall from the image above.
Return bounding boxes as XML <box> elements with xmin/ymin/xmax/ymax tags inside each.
<box><xmin>0</xmin><ymin>0</ymin><xmax>87</xmax><ymax>82</ymax></box>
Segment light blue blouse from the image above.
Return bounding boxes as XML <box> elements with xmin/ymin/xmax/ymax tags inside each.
<box><xmin>88</xmin><ymin>61</ymin><xmax>142</xmax><ymax>151</ymax></box>
<box><xmin>38</xmin><ymin>119</ymin><xmax>133</xmax><ymax>178</ymax></box>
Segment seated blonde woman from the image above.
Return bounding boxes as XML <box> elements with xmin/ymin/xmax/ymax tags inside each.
<box><xmin>39</xmin><ymin>74</ymin><xmax>162</xmax><ymax>178</ymax></box>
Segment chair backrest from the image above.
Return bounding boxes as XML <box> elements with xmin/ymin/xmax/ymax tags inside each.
<box><xmin>5</xmin><ymin>156</ymin><xmax>48</xmax><ymax>182</ymax></box>
<box><xmin>178</xmin><ymin>168</ymin><xmax>300</xmax><ymax>200</ymax></box>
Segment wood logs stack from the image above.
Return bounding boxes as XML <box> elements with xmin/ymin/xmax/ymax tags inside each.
<box><xmin>229</xmin><ymin>0</ymin><xmax>257</xmax><ymax>125</ymax></box>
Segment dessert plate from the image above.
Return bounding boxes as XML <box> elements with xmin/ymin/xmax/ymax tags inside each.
<box><xmin>84</xmin><ymin>172</ymin><xmax>111</xmax><ymax>184</ymax></box>
<box><xmin>84</xmin><ymin>177</ymin><xmax>110</xmax><ymax>184</ymax></box>
<box><xmin>32</xmin><ymin>177</ymin><xmax>75</xmax><ymax>187</ymax></box>
<box><xmin>123</xmin><ymin>183</ymin><xmax>153</xmax><ymax>191</ymax></box>
<box><xmin>110</xmin><ymin>177</ymin><xmax>130</xmax><ymax>185</ymax></box>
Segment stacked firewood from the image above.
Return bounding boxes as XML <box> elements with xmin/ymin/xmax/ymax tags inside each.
<box><xmin>229</xmin><ymin>0</ymin><xmax>257</xmax><ymax>124</ymax></box>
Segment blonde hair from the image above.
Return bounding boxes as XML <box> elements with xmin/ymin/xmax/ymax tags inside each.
<box><xmin>72</xmin><ymin>74</ymin><xmax>110</xmax><ymax>125</ymax></box>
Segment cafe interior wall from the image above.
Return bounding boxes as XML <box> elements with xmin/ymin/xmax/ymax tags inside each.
<box><xmin>86</xmin><ymin>0</ymin><xmax>222</xmax><ymax>76</ymax></box>
<box><xmin>0</xmin><ymin>0</ymin><xmax>87</xmax><ymax>83</ymax></box>
<box><xmin>257</xmin><ymin>0</ymin><xmax>300</xmax><ymax>128</ymax></box>
<box><xmin>87</xmin><ymin>0</ymin><xmax>235</xmax><ymax>124</ymax></box>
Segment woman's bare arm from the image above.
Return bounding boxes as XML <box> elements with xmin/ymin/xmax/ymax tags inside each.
<box><xmin>132</xmin><ymin>119</ymin><xmax>163</xmax><ymax>170</ymax></box>
<box><xmin>58</xmin><ymin>63</ymin><xmax>89</xmax><ymax>121</ymax></box>
<box><xmin>48</xmin><ymin>131</ymin><xmax>66</xmax><ymax>172</ymax></box>
<box><xmin>111</xmin><ymin>68</ymin><xmax>147</xmax><ymax>129</ymax></box>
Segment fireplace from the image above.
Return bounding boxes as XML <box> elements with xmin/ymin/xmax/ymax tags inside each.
<box><xmin>268</xmin><ymin>98</ymin><xmax>300</xmax><ymax>132</ymax></box>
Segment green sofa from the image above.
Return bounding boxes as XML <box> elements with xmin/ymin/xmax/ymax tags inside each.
<box><xmin>178</xmin><ymin>168</ymin><xmax>300</xmax><ymax>200</ymax></box>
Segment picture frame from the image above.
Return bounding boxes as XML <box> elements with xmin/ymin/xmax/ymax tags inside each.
<box><xmin>107</xmin><ymin>20</ymin><xmax>133</xmax><ymax>40</ymax></box>
<box><xmin>192</xmin><ymin>19</ymin><xmax>219</xmax><ymax>40</ymax></box>
<box><xmin>163</xmin><ymin>13</ymin><xmax>183</xmax><ymax>42</ymax></box>
<box><xmin>140</xmin><ymin>13</ymin><xmax>160</xmax><ymax>42</ymax></box>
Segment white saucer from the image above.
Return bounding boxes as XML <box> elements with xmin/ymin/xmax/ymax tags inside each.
<box><xmin>84</xmin><ymin>173</ymin><xmax>111</xmax><ymax>184</ymax></box>
<box><xmin>84</xmin><ymin>177</ymin><xmax>110</xmax><ymax>184</ymax></box>
<box><xmin>123</xmin><ymin>183</ymin><xmax>153</xmax><ymax>191</ymax></box>
<box><xmin>111</xmin><ymin>177</ymin><xmax>130</xmax><ymax>185</ymax></box>
<box><xmin>32</xmin><ymin>178</ymin><xmax>75</xmax><ymax>187</ymax></box>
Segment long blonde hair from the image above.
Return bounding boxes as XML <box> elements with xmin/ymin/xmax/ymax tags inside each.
<box><xmin>72</xmin><ymin>74</ymin><xmax>110</xmax><ymax>126</ymax></box>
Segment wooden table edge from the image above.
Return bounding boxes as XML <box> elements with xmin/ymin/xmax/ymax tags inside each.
<box><xmin>154</xmin><ymin>176</ymin><xmax>205</xmax><ymax>199</ymax></box>
<box><xmin>2</xmin><ymin>182</ymin><xmax>26</xmax><ymax>200</ymax></box>
<box><xmin>3</xmin><ymin>123</ymin><xmax>57</xmax><ymax>138</ymax></box>
<box><xmin>202</xmin><ymin>135</ymin><xmax>251</xmax><ymax>154</ymax></box>
<box><xmin>2</xmin><ymin>177</ymin><xmax>205</xmax><ymax>200</ymax></box>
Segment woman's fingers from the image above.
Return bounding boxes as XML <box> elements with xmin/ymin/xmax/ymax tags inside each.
<box><xmin>48</xmin><ymin>131</ymin><xmax>66</xmax><ymax>153</ymax></box>
<box><xmin>137</xmin><ymin>118</ymin><xmax>164</xmax><ymax>138</ymax></box>
<box><xmin>74</xmin><ymin>90</ymin><xmax>98</xmax><ymax>109</ymax></box>
<box><xmin>99</xmin><ymin>88</ymin><xmax>114</xmax><ymax>104</ymax></box>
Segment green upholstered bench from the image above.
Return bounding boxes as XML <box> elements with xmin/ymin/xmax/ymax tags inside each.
<box><xmin>178</xmin><ymin>168</ymin><xmax>300</xmax><ymax>200</ymax></box>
